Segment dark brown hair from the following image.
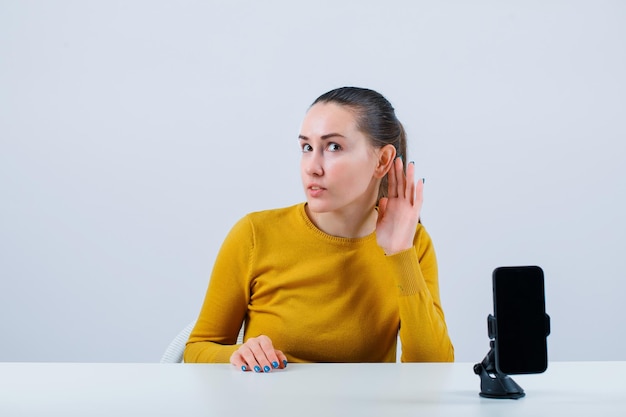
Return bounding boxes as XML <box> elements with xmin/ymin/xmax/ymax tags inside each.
<box><xmin>312</xmin><ymin>87</ymin><xmax>407</xmax><ymax>200</ymax></box>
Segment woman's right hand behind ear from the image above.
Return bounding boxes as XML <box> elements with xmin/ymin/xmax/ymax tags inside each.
<box><xmin>230</xmin><ymin>335</ymin><xmax>288</xmax><ymax>372</ymax></box>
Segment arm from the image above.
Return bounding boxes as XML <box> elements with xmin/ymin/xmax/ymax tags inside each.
<box><xmin>377</xmin><ymin>157</ymin><xmax>454</xmax><ymax>362</ymax></box>
<box><xmin>184</xmin><ymin>216</ymin><xmax>288</xmax><ymax>371</ymax></box>
<box><xmin>387</xmin><ymin>227</ymin><xmax>454</xmax><ymax>362</ymax></box>
<box><xmin>184</xmin><ymin>217</ymin><xmax>253</xmax><ymax>363</ymax></box>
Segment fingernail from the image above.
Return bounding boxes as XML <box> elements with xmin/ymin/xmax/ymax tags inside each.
<box><xmin>254</xmin><ymin>366</ymin><xmax>261</xmax><ymax>373</ymax></box>
<box><xmin>263</xmin><ymin>365</ymin><xmax>271</xmax><ymax>373</ymax></box>
<box><xmin>241</xmin><ymin>365</ymin><xmax>247</xmax><ymax>371</ymax></box>
<box><xmin>283</xmin><ymin>360</ymin><xmax>288</xmax><ymax>367</ymax></box>
<box><xmin>397</xmin><ymin>155</ymin><xmax>403</xmax><ymax>161</ymax></box>
<box><xmin>422</xmin><ymin>177</ymin><xmax>426</xmax><ymax>184</ymax></box>
<box><xmin>409</xmin><ymin>161</ymin><xmax>415</xmax><ymax>165</ymax></box>
<box><xmin>272</xmin><ymin>361</ymin><xmax>279</xmax><ymax>369</ymax></box>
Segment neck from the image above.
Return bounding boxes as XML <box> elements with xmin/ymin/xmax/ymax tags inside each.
<box><xmin>305</xmin><ymin>203</ymin><xmax>378</xmax><ymax>239</ymax></box>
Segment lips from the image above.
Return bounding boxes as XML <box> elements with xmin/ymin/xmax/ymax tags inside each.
<box><xmin>307</xmin><ymin>184</ymin><xmax>326</xmax><ymax>197</ymax></box>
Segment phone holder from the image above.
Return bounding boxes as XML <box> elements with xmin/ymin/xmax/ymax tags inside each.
<box><xmin>474</xmin><ymin>340</ymin><xmax>525</xmax><ymax>399</ymax></box>
<box><xmin>473</xmin><ymin>315</ymin><xmax>526</xmax><ymax>399</ymax></box>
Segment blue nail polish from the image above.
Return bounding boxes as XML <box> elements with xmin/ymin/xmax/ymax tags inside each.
<box><xmin>254</xmin><ymin>366</ymin><xmax>261</xmax><ymax>373</ymax></box>
<box><xmin>263</xmin><ymin>365</ymin><xmax>271</xmax><ymax>373</ymax></box>
<box><xmin>422</xmin><ymin>177</ymin><xmax>425</xmax><ymax>184</ymax></box>
<box><xmin>272</xmin><ymin>361</ymin><xmax>279</xmax><ymax>369</ymax></box>
<box><xmin>283</xmin><ymin>360</ymin><xmax>288</xmax><ymax>367</ymax></box>
<box><xmin>241</xmin><ymin>365</ymin><xmax>247</xmax><ymax>371</ymax></box>
<box><xmin>409</xmin><ymin>160</ymin><xmax>415</xmax><ymax>165</ymax></box>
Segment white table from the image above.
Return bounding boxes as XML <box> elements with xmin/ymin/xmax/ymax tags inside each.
<box><xmin>1</xmin><ymin>362</ymin><xmax>624</xmax><ymax>416</ymax></box>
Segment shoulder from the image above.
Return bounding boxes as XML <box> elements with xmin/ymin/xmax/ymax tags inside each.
<box><xmin>220</xmin><ymin>205</ymin><xmax>303</xmax><ymax>252</ymax></box>
<box><xmin>245</xmin><ymin>203</ymin><xmax>303</xmax><ymax>224</ymax></box>
<box><xmin>232</xmin><ymin>203</ymin><xmax>305</xmax><ymax>239</ymax></box>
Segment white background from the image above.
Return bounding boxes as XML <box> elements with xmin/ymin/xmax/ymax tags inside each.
<box><xmin>1</xmin><ymin>0</ymin><xmax>624</xmax><ymax>363</ymax></box>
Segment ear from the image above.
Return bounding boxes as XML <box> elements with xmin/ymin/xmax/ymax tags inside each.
<box><xmin>374</xmin><ymin>144</ymin><xmax>396</xmax><ymax>179</ymax></box>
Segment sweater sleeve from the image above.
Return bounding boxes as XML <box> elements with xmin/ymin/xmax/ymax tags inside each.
<box><xmin>183</xmin><ymin>216</ymin><xmax>254</xmax><ymax>363</ymax></box>
<box><xmin>386</xmin><ymin>225</ymin><xmax>455</xmax><ymax>362</ymax></box>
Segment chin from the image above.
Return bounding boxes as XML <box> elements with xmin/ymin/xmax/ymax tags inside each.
<box><xmin>305</xmin><ymin>200</ymin><xmax>334</xmax><ymax>214</ymax></box>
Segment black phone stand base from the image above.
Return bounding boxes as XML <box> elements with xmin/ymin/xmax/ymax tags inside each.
<box><xmin>474</xmin><ymin>340</ymin><xmax>525</xmax><ymax>399</ymax></box>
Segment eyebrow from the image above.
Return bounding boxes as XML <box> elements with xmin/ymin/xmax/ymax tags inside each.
<box><xmin>298</xmin><ymin>133</ymin><xmax>346</xmax><ymax>141</ymax></box>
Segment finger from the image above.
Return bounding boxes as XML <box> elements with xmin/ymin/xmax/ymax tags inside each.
<box><xmin>377</xmin><ymin>197</ymin><xmax>388</xmax><ymax>221</ymax></box>
<box><xmin>230</xmin><ymin>350</ymin><xmax>249</xmax><ymax>371</ymax></box>
<box><xmin>257</xmin><ymin>336</ymin><xmax>282</xmax><ymax>371</ymax></box>
<box><xmin>415</xmin><ymin>176</ymin><xmax>424</xmax><ymax>214</ymax></box>
<box><xmin>247</xmin><ymin>336</ymin><xmax>278</xmax><ymax>373</ymax></box>
<box><xmin>238</xmin><ymin>344</ymin><xmax>263</xmax><ymax>373</ymax></box>
<box><xmin>395</xmin><ymin>157</ymin><xmax>406</xmax><ymax>199</ymax></box>
<box><xmin>406</xmin><ymin>161</ymin><xmax>416</xmax><ymax>205</ymax></box>
<box><xmin>387</xmin><ymin>158</ymin><xmax>398</xmax><ymax>198</ymax></box>
<box><xmin>275</xmin><ymin>350</ymin><xmax>289</xmax><ymax>369</ymax></box>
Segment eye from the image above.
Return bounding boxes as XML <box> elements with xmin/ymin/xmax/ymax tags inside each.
<box><xmin>327</xmin><ymin>143</ymin><xmax>342</xmax><ymax>152</ymax></box>
<box><xmin>301</xmin><ymin>143</ymin><xmax>313</xmax><ymax>153</ymax></box>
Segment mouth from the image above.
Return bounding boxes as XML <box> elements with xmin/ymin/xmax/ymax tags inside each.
<box><xmin>308</xmin><ymin>184</ymin><xmax>326</xmax><ymax>191</ymax></box>
<box><xmin>307</xmin><ymin>184</ymin><xmax>326</xmax><ymax>196</ymax></box>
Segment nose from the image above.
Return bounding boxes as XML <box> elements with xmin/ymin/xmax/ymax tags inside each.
<box><xmin>303</xmin><ymin>150</ymin><xmax>324</xmax><ymax>177</ymax></box>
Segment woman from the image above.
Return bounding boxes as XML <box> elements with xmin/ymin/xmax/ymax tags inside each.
<box><xmin>184</xmin><ymin>87</ymin><xmax>454</xmax><ymax>371</ymax></box>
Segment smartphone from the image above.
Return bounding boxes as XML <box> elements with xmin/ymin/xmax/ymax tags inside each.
<box><xmin>492</xmin><ymin>266</ymin><xmax>549</xmax><ymax>375</ymax></box>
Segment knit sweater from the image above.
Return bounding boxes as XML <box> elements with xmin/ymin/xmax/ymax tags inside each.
<box><xmin>184</xmin><ymin>203</ymin><xmax>454</xmax><ymax>363</ymax></box>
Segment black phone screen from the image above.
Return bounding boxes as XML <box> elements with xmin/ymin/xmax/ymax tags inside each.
<box><xmin>493</xmin><ymin>266</ymin><xmax>548</xmax><ymax>375</ymax></box>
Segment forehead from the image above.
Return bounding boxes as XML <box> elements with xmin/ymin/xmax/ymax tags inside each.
<box><xmin>300</xmin><ymin>102</ymin><xmax>360</xmax><ymax>138</ymax></box>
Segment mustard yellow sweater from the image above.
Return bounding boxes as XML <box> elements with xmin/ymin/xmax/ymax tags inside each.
<box><xmin>184</xmin><ymin>203</ymin><xmax>454</xmax><ymax>363</ymax></box>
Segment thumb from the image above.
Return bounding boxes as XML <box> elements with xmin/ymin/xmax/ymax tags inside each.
<box><xmin>377</xmin><ymin>198</ymin><xmax>388</xmax><ymax>224</ymax></box>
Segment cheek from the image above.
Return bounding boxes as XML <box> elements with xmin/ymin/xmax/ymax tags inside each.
<box><xmin>328</xmin><ymin>159</ymin><xmax>373</xmax><ymax>185</ymax></box>
<box><xmin>299</xmin><ymin>159</ymin><xmax>308</xmax><ymax>182</ymax></box>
